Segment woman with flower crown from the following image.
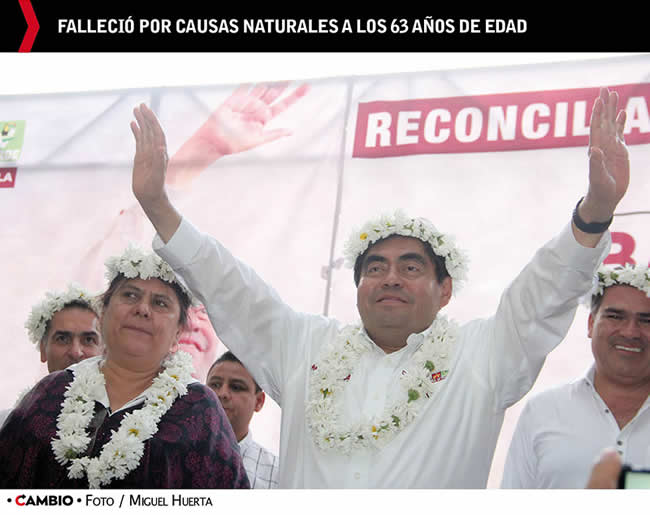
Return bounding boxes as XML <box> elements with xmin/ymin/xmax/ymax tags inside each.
<box><xmin>0</xmin><ymin>246</ymin><xmax>249</xmax><ymax>489</ymax></box>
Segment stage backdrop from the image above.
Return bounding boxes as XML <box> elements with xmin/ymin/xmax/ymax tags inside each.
<box><xmin>1</xmin><ymin>54</ymin><xmax>648</xmax><ymax>487</ymax></box>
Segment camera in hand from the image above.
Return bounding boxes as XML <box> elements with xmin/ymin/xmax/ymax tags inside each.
<box><xmin>618</xmin><ymin>465</ymin><xmax>650</xmax><ymax>489</ymax></box>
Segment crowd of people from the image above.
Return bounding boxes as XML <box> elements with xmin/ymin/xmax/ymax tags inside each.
<box><xmin>0</xmin><ymin>85</ymin><xmax>648</xmax><ymax>489</ymax></box>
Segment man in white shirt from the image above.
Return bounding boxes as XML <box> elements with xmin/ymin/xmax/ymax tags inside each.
<box><xmin>501</xmin><ymin>263</ymin><xmax>650</xmax><ymax>488</ymax></box>
<box><xmin>129</xmin><ymin>87</ymin><xmax>630</xmax><ymax>487</ymax></box>
<box><xmin>206</xmin><ymin>351</ymin><xmax>279</xmax><ymax>488</ymax></box>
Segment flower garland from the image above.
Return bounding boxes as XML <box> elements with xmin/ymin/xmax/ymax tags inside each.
<box><xmin>594</xmin><ymin>263</ymin><xmax>650</xmax><ymax>297</ymax></box>
<box><xmin>105</xmin><ymin>243</ymin><xmax>190</xmax><ymax>296</ymax></box>
<box><xmin>306</xmin><ymin>315</ymin><xmax>458</xmax><ymax>454</ymax></box>
<box><xmin>51</xmin><ymin>350</ymin><xmax>194</xmax><ymax>488</ymax></box>
<box><xmin>25</xmin><ymin>283</ymin><xmax>97</xmax><ymax>345</ymax></box>
<box><xmin>342</xmin><ymin>209</ymin><xmax>469</xmax><ymax>293</ymax></box>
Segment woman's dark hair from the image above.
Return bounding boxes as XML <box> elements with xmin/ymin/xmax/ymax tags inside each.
<box><xmin>352</xmin><ymin>234</ymin><xmax>450</xmax><ymax>286</ymax></box>
<box><xmin>99</xmin><ymin>274</ymin><xmax>191</xmax><ymax>328</ymax></box>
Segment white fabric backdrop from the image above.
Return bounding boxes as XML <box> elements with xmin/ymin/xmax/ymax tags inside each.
<box><xmin>1</xmin><ymin>54</ymin><xmax>648</xmax><ymax>487</ymax></box>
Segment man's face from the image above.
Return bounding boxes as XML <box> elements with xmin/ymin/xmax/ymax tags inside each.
<box><xmin>589</xmin><ymin>285</ymin><xmax>650</xmax><ymax>388</ymax></box>
<box><xmin>40</xmin><ymin>306</ymin><xmax>102</xmax><ymax>372</ymax></box>
<box><xmin>178</xmin><ymin>305</ymin><xmax>222</xmax><ymax>380</ymax></box>
<box><xmin>206</xmin><ymin>360</ymin><xmax>265</xmax><ymax>442</ymax></box>
<box><xmin>356</xmin><ymin>236</ymin><xmax>452</xmax><ymax>348</ymax></box>
<box><xmin>100</xmin><ymin>278</ymin><xmax>183</xmax><ymax>366</ymax></box>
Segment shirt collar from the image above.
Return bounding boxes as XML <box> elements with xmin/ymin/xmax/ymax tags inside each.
<box><xmin>239</xmin><ymin>430</ymin><xmax>253</xmax><ymax>449</ymax></box>
<box><xmin>583</xmin><ymin>363</ymin><xmax>597</xmax><ymax>387</ymax></box>
<box><xmin>359</xmin><ymin>319</ymin><xmax>436</xmax><ymax>355</ymax></box>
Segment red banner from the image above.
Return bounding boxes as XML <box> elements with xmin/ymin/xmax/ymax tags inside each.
<box><xmin>0</xmin><ymin>168</ymin><xmax>16</xmax><ymax>188</ymax></box>
<box><xmin>353</xmin><ymin>83</ymin><xmax>650</xmax><ymax>157</ymax></box>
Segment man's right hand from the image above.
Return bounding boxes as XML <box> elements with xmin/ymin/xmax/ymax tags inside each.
<box><xmin>130</xmin><ymin>103</ymin><xmax>181</xmax><ymax>243</ymax></box>
<box><xmin>131</xmin><ymin>103</ymin><xmax>169</xmax><ymax>206</ymax></box>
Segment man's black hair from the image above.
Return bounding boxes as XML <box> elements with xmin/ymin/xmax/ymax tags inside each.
<box><xmin>353</xmin><ymin>234</ymin><xmax>450</xmax><ymax>286</ymax></box>
<box><xmin>208</xmin><ymin>350</ymin><xmax>262</xmax><ymax>393</ymax></box>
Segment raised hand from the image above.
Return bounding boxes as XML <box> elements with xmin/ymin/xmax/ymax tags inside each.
<box><xmin>130</xmin><ymin>103</ymin><xmax>181</xmax><ymax>244</ymax></box>
<box><xmin>165</xmin><ymin>82</ymin><xmax>310</xmax><ymax>189</ymax></box>
<box><xmin>194</xmin><ymin>82</ymin><xmax>310</xmax><ymax>156</ymax></box>
<box><xmin>582</xmin><ymin>87</ymin><xmax>629</xmax><ymax>222</ymax></box>
<box><xmin>130</xmin><ymin>103</ymin><xmax>169</xmax><ymax>206</ymax></box>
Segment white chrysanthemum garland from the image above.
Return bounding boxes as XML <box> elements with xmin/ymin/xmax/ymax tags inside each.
<box><xmin>25</xmin><ymin>283</ymin><xmax>97</xmax><ymax>345</ymax></box>
<box><xmin>306</xmin><ymin>315</ymin><xmax>458</xmax><ymax>454</ymax></box>
<box><xmin>592</xmin><ymin>263</ymin><xmax>650</xmax><ymax>298</ymax></box>
<box><xmin>51</xmin><ymin>351</ymin><xmax>194</xmax><ymax>488</ymax></box>
<box><xmin>105</xmin><ymin>243</ymin><xmax>187</xmax><ymax>293</ymax></box>
<box><xmin>342</xmin><ymin>209</ymin><xmax>469</xmax><ymax>293</ymax></box>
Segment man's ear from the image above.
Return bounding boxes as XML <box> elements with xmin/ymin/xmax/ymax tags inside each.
<box><xmin>39</xmin><ymin>339</ymin><xmax>47</xmax><ymax>364</ymax></box>
<box><xmin>588</xmin><ymin>312</ymin><xmax>595</xmax><ymax>339</ymax></box>
<box><xmin>439</xmin><ymin>277</ymin><xmax>453</xmax><ymax>309</ymax></box>
<box><xmin>254</xmin><ymin>391</ymin><xmax>265</xmax><ymax>412</ymax></box>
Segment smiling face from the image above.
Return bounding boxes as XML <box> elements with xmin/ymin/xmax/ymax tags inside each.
<box><xmin>40</xmin><ymin>306</ymin><xmax>102</xmax><ymax>373</ymax></box>
<box><xmin>356</xmin><ymin>236</ymin><xmax>452</xmax><ymax>351</ymax></box>
<box><xmin>100</xmin><ymin>277</ymin><xmax>184</xmax><ymax>368</ymax></box>
<box><xmin>589</xmin><ymin>285</ymin><xmax>650</xmax><ymax>389</ymax></box>
<box><xmin>178</xmin><ymin>305</ymin><xmax>222</xmax><ymax>380</ymax></box>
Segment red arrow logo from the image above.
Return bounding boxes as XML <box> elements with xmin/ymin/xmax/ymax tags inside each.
<box><xmin>18</xmin><ymin>0</ymin><xmax>39</xmax><ymax>52</ymax></box>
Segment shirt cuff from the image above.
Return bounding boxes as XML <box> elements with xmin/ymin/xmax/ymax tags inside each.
<box><xmin>558</xmin><ymin>222</ymin><xmax>611</xmax><ymax>270</ymax></box>
<box><xmin>153</xmin><ymin>217</ymin><xmax>204</xmax><ymax>270</ymax></box>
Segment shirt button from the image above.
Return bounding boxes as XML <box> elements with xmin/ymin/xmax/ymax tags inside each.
<box><xmin>617</xmin><ymin>440</ymin><xmax>623</xmax><ymax>446</ymax></box>
<box><xmin>354</xmin><ymin>472</ymin><xmax>361</xmax><ymax>480</ymax></box>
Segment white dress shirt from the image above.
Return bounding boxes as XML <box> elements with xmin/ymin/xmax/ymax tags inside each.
<box><xmin>501</xmin><ymin>365</ymin><xmax>650</xmax><ymax>488</ymax></box>
<box><xmin>155</xmin><ymin>218</ymin><xmax>609</xmax><ymax>488</ymax></box>
<box><xmin>239</xmin><ymin>432</ymin><xmax>279</xmax><ymax>488</ymax></box>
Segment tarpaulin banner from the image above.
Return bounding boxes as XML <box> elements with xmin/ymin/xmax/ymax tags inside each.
<box><xmin>0</xmin><ymin>54</ymin><xmax>648</xmax><ymax>486</ymax></box>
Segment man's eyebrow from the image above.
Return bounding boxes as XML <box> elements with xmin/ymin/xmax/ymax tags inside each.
<box><xmin>364</xmin><ymin>252</ymin><xmax>429</xmax><ymax>268</ymax></box>
<box><xmin>602</xmin><ymin>307</ymin><xmax>650</xmax><ymax>317</ymax></box>
<box><xmin>398</xmin><ymin>252</ymin><xmax>428</xmax><ymax>264</ymax></box>
<box><xmin>229</xmin><ymin>378</ymin><xmax>252</xmax><ymax>390</ymax></box>
<box><xmin>53</xmin><ymin>330</ymin><xmax>98</xmax><ymax>336</ymax></box>
<box><xmin>363</xmin><ymin>255</ymin><xmax>388</xmax><ymax>267</ymax></box>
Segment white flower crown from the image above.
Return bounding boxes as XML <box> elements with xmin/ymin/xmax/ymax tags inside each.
<box><xmin>592</xmin><ymin>263</ymin><xmax>650</xmax><ymax>298</ymax></box>
<box><xmin>105</xmin><ymin>244</ymin><xmax>181</xmax><ymax>285</ymax></box>
<box><xmin>342</xmin><ymin>209</ymin><xmax>469</xmax><ymax>292</ymax></box>
<box><xmin>25</xmin><ymin>283</ymin><xmax>97</xmax><ymax>345</ymax></box>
